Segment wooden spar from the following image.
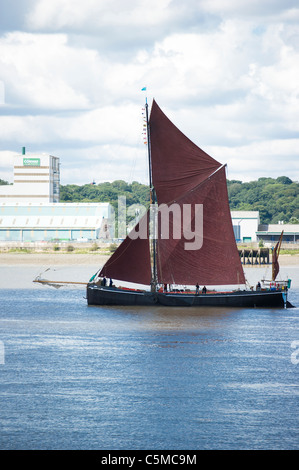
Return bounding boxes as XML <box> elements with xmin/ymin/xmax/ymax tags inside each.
<box><xmin>145</xmin><ymin>99</ymin><xmax>157</xmax><ymax>291</ymax></box>
<box><xmin>33</xmin><ymin>279</ymin><xmax>87</xmax><ymax>285</ymax></box>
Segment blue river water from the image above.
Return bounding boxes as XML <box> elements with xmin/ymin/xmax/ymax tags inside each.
<box><xmin>0</xmin><ymin>264</ymin><xmax>299</xmax><ymax>450</ymax></box>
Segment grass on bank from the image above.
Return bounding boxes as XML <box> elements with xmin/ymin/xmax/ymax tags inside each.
<box><xmin>1</xmin><ymin>246</ymin><xmax>299</xmax><ymax>256</ymax></box>
<box><xmin>280</xmin><ymin>249</ymin><xmax>299</xmax><ymax>255</ymax></box>
<box><xmin>0</xmin><ymin>244</ymin><xmax>118</xmax><ymax>255</ymax></box>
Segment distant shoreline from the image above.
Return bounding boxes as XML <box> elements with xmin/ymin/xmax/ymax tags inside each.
<box><xmin>0</xmin><ymin>252</ymin><xmax>298</xmax><ymax>266</ymax></box>
<box><xmin>0</xmin><ymin>252</ymin><xmax>110</xmax><ymax>266</ymax></box>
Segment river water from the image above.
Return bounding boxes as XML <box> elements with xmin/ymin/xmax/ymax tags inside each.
<box><xmin>0</xmin><ymin>263</ymin><xmax>298</xmax><ymax>450</ymax></box>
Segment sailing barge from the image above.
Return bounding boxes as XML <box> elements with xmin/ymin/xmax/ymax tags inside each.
<box><xmin>87</xmin><ymin>100</ymin><xmax>292</xmax><ymax>308</ymax></box>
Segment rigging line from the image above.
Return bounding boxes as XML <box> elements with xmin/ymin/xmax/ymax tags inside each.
<box><xmin>128</xmin><ymin>112</ymin><xmax>147</xmax><ymax>183</ymax></box>
<box><xmin>145</xmin><ymin>101</ymin><xmax>153</xmax><ymax>193</ymax></box>
<box><xmin>145</xmin><ymin>99</ymin><xmax>158</xmax><ymax>287</ymax></box>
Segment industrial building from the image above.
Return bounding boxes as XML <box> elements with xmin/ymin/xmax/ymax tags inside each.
<box><xmin>0</xmin><ymin>203</ymin><xmax>297</xmax><ymax>244</ymax></box>
<box><xmin>0</xmin><ymin>148</ymin><xmax>114</xmax><ymax>242</ymax></box>
<box><xmin>0</xmin><ymin>202</ymin><xmax>113</xmax><ymax>242</ymax></box>
<box><xmin>231</xmin><ymin>212</ymin><xmax>299</xmax><ymax>245</ymax></box>
<box><xmin>0</xmin><ymin>148</ymin><xmax>60</xmax><ymax>203</ymax></box>
<box><xmin>231</xmin><ymin>211</ymin><xmax>259</xmax><ymax>242</ymax></box>
<box><xmin>257</xmin><ymin>223</ymin><xmax>299</xmax><ymax>244</ymax></box>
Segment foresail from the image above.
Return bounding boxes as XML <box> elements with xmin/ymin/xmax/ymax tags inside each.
<box><xmin>100</xmin><ymin>212</ymin><xmax>152</xmax><ymax>285</ymax></box>
<box><xmin>156</xmin><ymin>166</ymin><xmax>245</xmax><ymax>286</ymax></box>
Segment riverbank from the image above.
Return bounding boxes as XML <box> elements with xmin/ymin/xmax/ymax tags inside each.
<box><xmin>0</xmin><ymin>252</ymin><xmax>110</xmax><ymax>266</ymax></box>
<box><xmin>0</xmin><ymin>252</ymin><xmax>298</xmax><ymax>266</ymax></box>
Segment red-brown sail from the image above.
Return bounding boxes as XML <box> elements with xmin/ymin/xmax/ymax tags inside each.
<box><xmin>100</xmin><ymin>213</ymin><xmax>152</xmax><ymax>285</ymax></box>
<box><xmin>272</xmin><ymin>231</ymin><xmax>283</xmax><ymax>281</ymax></box>
<box><xmin>99</xmin><ymin>100</ymin><xmax>245</xmax><ymax>287</ymax></box>
<box><xmin>156</xmin><ymin>166</ymin><xmax>245</xmax><ymax>285</ymax></box>
<box><xmin>149</xmin><ymin>100</ymin><xmax>222</xmax><ymax>204</ymax></box>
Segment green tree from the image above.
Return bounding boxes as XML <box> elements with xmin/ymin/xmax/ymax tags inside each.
<box><xmin>59</xmin><ymin>176</ymin><xmax>298</xmax><ymax>225</ymax></box>
<box><xmin>276</xmin><ymin>176</ymin><xmax>292</xmax><ymax>185</ymax></box>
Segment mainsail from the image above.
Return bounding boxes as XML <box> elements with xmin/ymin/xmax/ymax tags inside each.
<box><xmin>149</xmin><ymin>100</ymin><xmax>221</xmax><ymax>204</ymax></box>
<box><xmin>156</xmin><ymin>166</ymin><xmax>245</xmax><ymax>285</ymax></box>
<box><xmin>99</xmin><ymin>100</ymin><xmax>245</xmax><ymax>287</ymax></box>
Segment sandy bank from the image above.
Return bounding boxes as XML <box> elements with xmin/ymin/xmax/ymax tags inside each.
<box><xmin>0</xmin><ymin>252</ymin><xmax>298</xmax><ymax>266</ymax></box>
<box><xmin>0</xmin><ymin>252</ymin><xmax>110</xmax><ymax>266</ymax></box>
<box><xmin>278</xmin><ymin>254</ymin><xmax>299</xmax><ymax>266</ymax></box>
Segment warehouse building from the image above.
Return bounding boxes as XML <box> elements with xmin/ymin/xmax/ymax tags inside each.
<box><xmin>257</xmin><ymin>223</ymin><xmax>299</xmax><ymax>244</ymax></box>
<box><xmin>0</xmin><ymin>203</ymin><xmax>114</xmax><ymax>242</ymax></box>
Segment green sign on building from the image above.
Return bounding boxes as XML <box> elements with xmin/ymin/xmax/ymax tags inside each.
<box><xmin>23</xmin><ymin>158</ymin><xmax>40</xmax><ymax>166</ymax></box>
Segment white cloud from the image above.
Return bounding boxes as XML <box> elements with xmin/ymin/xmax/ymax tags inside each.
<box><xmin>200</xmin><ymin>0</ymin><xmax>299</xmax><ymax>18</ymax></box>
<box><xmin>209</xmin><ymin>138</ymin><xmax>299</xmax><ymax>182</ymax></box>
<box><xmin>0</xmin><ymin>150</ymin><xmax>16</xmax><ymax>182</ymax></box>
<box><xmin>26</xmin><ymin>0</ymin><xmax>173</xmax><ymax>31</ymax></box>
<box><xmin>0</xmin><ymin>0</ymin><xmax>298</xmax><ymax>185</ymax></box>
<box><xmin>0</xmin><ymin>32</ymin><xmax>104</xmax><ymax>109</ymax></box>
<box><xmin>0</xmin><ymin>103</ymin><xmax>145</xmax><ymax>146</ymax></box>
<box><xmin>59</xmin><ymin>142</ymin><xmax>149</xmax><ymax>186</ymax></box>
<box><xmin>0</xmin><ymin>79</ymin><xmax>4</xmax><ymax>104</ymax></box>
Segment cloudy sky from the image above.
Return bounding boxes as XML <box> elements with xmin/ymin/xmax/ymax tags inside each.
<box><xmin>0</xmin><ymin>0</ymin><xmax>298</xmax><ymax>186</ymax></box>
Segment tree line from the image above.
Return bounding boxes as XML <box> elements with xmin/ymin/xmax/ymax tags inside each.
<box><xmin>1</xmin><ymin>176</ymin><xmax>298</xmax><ymax>224</ymax></box>
<box><xmin>227</xmin><ymin>176</ymin><xmax>298</xmax><ymax>224</ymax></box>
<box><xmin>59</xmin><ymin>176</ymin><xmax>298</xmax><ymax>224</ymax></box>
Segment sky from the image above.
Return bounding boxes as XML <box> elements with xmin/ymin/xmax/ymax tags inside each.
<box><xmin>0</xmin><ymin>0</ymin><xmax>298</xmax><ymax>186</ymax></box>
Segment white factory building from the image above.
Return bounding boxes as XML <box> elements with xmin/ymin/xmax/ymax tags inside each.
<box><xmin>231</xmin><ymin>211</ymin><xmax>260</xmax><ymax>243</ymax></box>
<box><xmin>0</xmin><ymin>203</ymin><xmax>113</xmax><ymax>242</ymax></box>
<box><xmin>0</xmin><ymin>148</ymin><xmax>60</xmax><ymax>203</ymax></box>
<box><xmin>230</xmin><ymin>211</ymin><xmax>299</xmax><ymax>244</ymax></box>
<box><xmin>0</xmin><ymin>149</ymin><xmax>114</xmax><ymax>242</ymax></box>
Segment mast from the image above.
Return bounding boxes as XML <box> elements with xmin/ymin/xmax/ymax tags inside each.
<box><xmin>145</xmin><ymin>99</ymin><xmax>158</xmax><ymax>290</ymax></box>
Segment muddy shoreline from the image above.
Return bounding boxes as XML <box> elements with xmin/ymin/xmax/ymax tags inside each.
<box><xmin>0</xmin><ymin>252</ymin><xmax>298</xmax><ymax>266</ymax></box>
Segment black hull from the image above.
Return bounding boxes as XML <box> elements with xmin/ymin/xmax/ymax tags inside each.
<box><xmin>87</xmin><ymin>285</ymin><xmax>291</xmax><ymax>308</ymax></box>
<box><xmin>87</xmin><ymin>285</ymin><xmax>157</xmax><ymax>306</ymax></box>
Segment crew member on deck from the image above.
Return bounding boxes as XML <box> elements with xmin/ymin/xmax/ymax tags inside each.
<box><xmin>196</xmin><ymin>283</ymin><xmax>199</xmax><ymax>294</ymax></box>
<box><xmin>202</xmin><ymin>286</ymin><xmax>207</xmax><ymax>294</ymax></box>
